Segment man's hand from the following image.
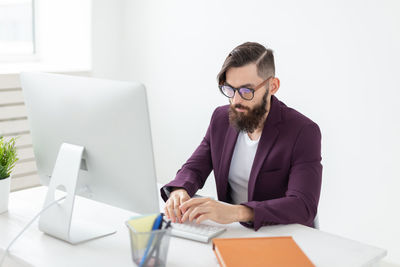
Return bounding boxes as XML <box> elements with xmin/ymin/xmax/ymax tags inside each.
<box><xmin>164</xmin><ymin>188</ymin><xmax>190</xmax><ymax>223</ymax></box>
<box><xmin>179</xmin><ymin>198</ymin><xmax>254</xmax><ymax>224</ymax></box>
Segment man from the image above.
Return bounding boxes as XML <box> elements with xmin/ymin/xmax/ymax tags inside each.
<box><xmin>160</xmin><ymin>42</ymin><xmax>322</xmax><ymax>231</ymax></box>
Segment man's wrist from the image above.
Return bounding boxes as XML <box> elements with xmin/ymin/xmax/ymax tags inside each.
<box><xmin>171</xmin><ymin>187</ymin><xmax>186</xmax><ymax>195</ymax></box>
<box><xmin>236</xmin><ymin>205</ymin><xmax>254</xmax><ymax>222</ymax></box>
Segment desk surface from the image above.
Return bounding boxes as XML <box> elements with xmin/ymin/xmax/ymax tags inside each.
<box><xmin>0</xmin><ymin>186</ymin><xmax>387</xmax><ymax>267</ymax></box>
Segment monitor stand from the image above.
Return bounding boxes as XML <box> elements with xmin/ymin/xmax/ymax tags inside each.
<box><xmin>38</xmin><ymin>143</ymin><xmax>116</xmax><ymax>244</ymax></box>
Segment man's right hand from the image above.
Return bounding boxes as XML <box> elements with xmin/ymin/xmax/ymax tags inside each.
<box><xmin>164</xmin><ymin>188</ymin><xmax>190</xmax><ymax>223</ymax></box>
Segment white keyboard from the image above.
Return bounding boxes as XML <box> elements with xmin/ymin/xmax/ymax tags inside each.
<box><xmin>170</xmin><ymin>222</ymin><xmax>226</xmax><ymax>243</ymax></box>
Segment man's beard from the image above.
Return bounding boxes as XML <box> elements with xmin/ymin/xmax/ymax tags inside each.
<box><xmin>228</xmin><ymin>90</ymin><xmax>269</xmax><ymax>133</ymax></box>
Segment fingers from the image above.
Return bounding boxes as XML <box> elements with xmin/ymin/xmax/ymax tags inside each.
<box><xmin>181</xmin><ymin>204</ymin><xmax>204</xmax><ymax>223</ymax></box>
<box><xmin>167</xmin><ymin>196</ymin><xmax>216</xmax><ymax>224</ymax></box>
<box><xmin>181</xmin><ymin>204</ymin><xmax>211</xmax><ymax>223</ymax></box>
<box><xmin>164</xmin><ymin>188</ymin><xmax>191</xmax><ymax>223</ymax></box>
<box><xmin>165</xmin><ymin>198</ymin><xmax>175</xmax><ymax>222</ymax></box>
<box><xmin>180</xmin><ymin>197</ymin><xmax>210</xmax><ymax>213</ymax></box>
<box><xmin>181</xmin><ymin>205</ymin><xmax>195</xmax><ymax>223</ymax></box>
<box><xmin>165</xmin><ymin>193</ymin><xmax>191</xmax><ymax>223</ymax></box>
<box><xmin>188</xmin><ymin>206</ymin><xmax>210</xmax><ymax>222</ymax></box>
<box><xmin>164</xmin><ymin>206</ymin><xmax>170</xmax><ymax>220</ymax></box>
<box><xmin>165</xmin><ymin>195</ymin><xmax>181</xmax><ymax>223</ymax></box>
<box><xmin>195</xmin><ymin>214</ymin><xmax>209</xmax><ymax>224</ymax></box>
<box><xmin>174</xmin><ymin>200</ymin><xmax>182</xmax><ymax>223</ymax></box>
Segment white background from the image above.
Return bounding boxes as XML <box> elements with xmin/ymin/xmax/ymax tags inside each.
<box><xmin>0</xmin><ymin>0</ymin><xmax>91</xmax><ymax>73</ymax></box>
<box><xmin>92</xmin><ymin>0</ymin><xmax>400</xmax><ymax>264</ymax></box>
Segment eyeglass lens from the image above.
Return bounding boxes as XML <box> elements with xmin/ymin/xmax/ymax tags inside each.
<box><xmin>221</xmin><ymin>85</ymin><xmax>253</xmax><ymax>100</ymax></box>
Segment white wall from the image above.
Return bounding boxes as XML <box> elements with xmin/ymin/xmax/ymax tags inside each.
<box><xmin>1</xmin><ymin>0</ymin><xmax>91</xmax><ymax>73</ymax></box>
<box><xmin>92</xmin><ymin>0</ymin><xmax>400</xmax><ymax>264</ymax></box>
<box><xmin>91</xmin><ymin>0</ymin><xmax>124</xmax><ymax>79</ymax></box>
<box><xmin>35</xmin><ymin>0</ymin><xmax>91</xmax><ymax>70</ymax></box>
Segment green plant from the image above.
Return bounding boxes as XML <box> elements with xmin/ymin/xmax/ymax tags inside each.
<box><xmin>0</xmin><ymin>136</ymin><xmax>19</xmax><ymax>180</ymax></box>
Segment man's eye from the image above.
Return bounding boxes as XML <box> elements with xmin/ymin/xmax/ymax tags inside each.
<box><xmin>239</xmin><ymin>88</ymin><xmax>252</xmax><ymax>93</ymax></box>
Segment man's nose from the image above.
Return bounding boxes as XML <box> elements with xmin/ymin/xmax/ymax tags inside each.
<box><xmin>232</xmin><ymin>91</ymin><xmax>242</xmax><ymax>105</ymax></box>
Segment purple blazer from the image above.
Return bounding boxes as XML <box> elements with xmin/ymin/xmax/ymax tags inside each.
<box><xmin>160</xmin><ymin>95</ymin><xmax>322</xmax><ymax>231</ymax></box>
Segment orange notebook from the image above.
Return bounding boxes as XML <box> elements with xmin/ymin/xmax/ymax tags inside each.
<box><xmin>212</xmin><ymin>236</ymin><xmax>315</xmax><ymax>267</ymax></box>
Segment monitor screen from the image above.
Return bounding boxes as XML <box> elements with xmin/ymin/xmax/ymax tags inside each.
<box><xmin>21</xmin><ymin>72</ymin><xmax>159</xmax><ymax>215</ymax></box>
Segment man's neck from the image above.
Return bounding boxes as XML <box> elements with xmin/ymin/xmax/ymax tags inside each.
<box><xmin>247</xmin><ymin>130</ymin><xmax>262</xmax><ymax>141</ymax></box>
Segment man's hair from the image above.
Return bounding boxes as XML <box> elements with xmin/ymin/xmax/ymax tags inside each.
<box><xmin>217</xmin><ymin>42</ymin><xmax>275</xmax><ymax>85</ymax></box>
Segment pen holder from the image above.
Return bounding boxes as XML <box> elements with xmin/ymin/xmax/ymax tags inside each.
<box><xmin>126</xmin><ymin>223</ymin><xmax>171</xmax><ymax>267</ymax></box>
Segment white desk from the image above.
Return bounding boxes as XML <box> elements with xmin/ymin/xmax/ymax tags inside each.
<box><xmin>0</xmin><ymin>186</ymin><xmax>387</xmax><ymax>267</ymax></box>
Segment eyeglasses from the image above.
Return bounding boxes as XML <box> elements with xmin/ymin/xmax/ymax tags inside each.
<box><xmin>219</xmin><ymin>77</ymin><xmax>272</xmax><ymax>101</ymax></box>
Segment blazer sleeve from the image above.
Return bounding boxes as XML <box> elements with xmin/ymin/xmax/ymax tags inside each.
<box><xmin>160</xmin><ymin>111</ymin><xmax>215</xmax><ymax>202</ymax></box>
<box><xmin>241</xmin><ymin>123</ymin><xmax>323</xmax><ymax>231</ymax></box>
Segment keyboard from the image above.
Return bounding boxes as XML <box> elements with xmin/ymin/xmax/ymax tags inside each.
<box><xmin>170</xmin><ymin>222</ymin><xmax>226</xmax><ymax>243</ymax></box>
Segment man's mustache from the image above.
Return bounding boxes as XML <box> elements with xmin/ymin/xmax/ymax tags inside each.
<box><xmin>233</xmin><ymin>104</ymin><xmax>250</xmax><ymax>111</ymax></box>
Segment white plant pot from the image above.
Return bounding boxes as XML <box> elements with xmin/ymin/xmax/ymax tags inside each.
<box><xmin>0</xmin><ymin>176</ymin><xmax>11</xmax><ymax>214</ymax></box>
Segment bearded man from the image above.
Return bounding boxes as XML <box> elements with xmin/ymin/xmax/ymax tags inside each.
<box><xmin>161</xmin><ymin>42</ymin><xmax>322</xmax><ymax>230</ymax></box>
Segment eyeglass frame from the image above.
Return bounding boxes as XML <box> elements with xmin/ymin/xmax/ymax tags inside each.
<box><xmin>218</xmin><ymin>76</ymin><xmax>273</xmax><ymax>101</ymax></box>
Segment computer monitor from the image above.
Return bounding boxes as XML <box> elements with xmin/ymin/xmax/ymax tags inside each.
<box><xmin>20</xmin><ymin>72</ymin><xmax>160</xmax><ymax>244</ymax></box>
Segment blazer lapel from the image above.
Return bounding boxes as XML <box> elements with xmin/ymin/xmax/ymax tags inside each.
<box><xmin>248</xmin><ymin>96</ymin><xmax>282</xmax><ymax>201</ymax></box>
<box><xmin>217</xmin><ymin>126</ymin><xmax>239</xmax><ymax>202</ymax></box>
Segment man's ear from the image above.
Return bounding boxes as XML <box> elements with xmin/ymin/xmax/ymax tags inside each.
<box><xmin>270</xmin><ymin>77</ymin><xmax>280</xmax><ymax>95</ymax></box>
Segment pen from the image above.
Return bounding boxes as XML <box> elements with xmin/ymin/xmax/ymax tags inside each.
<box><xmin>139</xmin><ymin>213</ymin><xmax>163</xmax><ymax>267</ymax></box>
<box><xmin>143</xmin><ymin>219</ymin><xmax>171</xmax><ymax>267</ymax></box>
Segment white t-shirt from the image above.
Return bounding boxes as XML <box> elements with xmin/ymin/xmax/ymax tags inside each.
<box><xmin>228</xmin><ymin>131</ymin><xmax>260</xmax><ymax>204</ymax></box>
